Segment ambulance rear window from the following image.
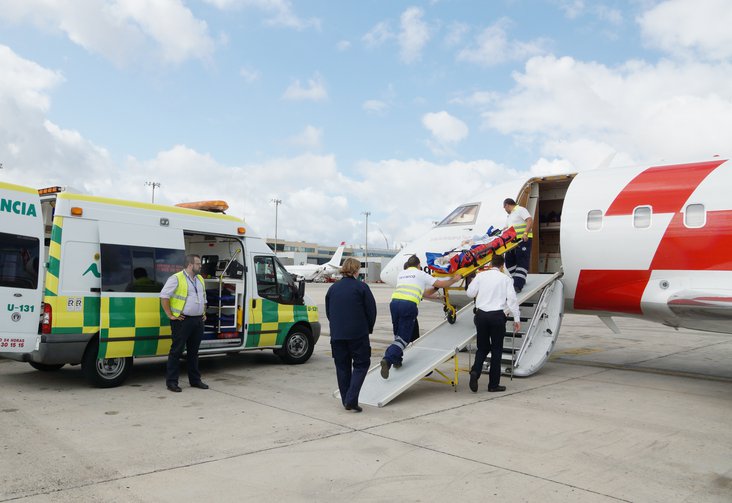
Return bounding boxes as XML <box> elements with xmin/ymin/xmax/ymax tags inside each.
<box><xmin>0</xmin><ymin>232</ymin><xmax>40</xmax><ymax>290</ymax></box>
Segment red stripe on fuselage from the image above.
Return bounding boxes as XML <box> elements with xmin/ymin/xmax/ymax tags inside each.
<box><xmin>605</xmin><ymin>160</ymin><xmax>724</xmax><ymax>216</ymax></box>
<box><xmin>574</xmin><ymin>160</ymin><xmax>729</xmax><ymax>314</ymax></box>
<box><xmin>651</xmin><ymin>210</ymin><xmax>732</xmax><ymax>270</ymax></box>
<box><xmin>574</xmin><ymin>270</ymin><xmax>651</xmax><ymax>314</ymax></box>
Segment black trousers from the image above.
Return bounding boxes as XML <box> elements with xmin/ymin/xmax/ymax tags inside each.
<box><xmin>505</xmin><ymin>238</ymin><xmax>532</xmax><ymax>290</ymax></box>
<box><xmin>331</xmin><ymin>337</ymin><xmax>371</xmax><ymax>407</ymax></box>
<box><xmin>166</xmin><ymin>316</ymin><xmax>203</xmax><ymax>385</ymax></box>
<box><xmin>470</xmin><ymin>310</ymin><xmax>506</xmax><ymax>389</ymax></box>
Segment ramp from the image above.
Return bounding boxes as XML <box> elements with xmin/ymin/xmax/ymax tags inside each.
<box><xmin>354</xmin><ymin>272</ymin><xmax>562</xmax><ymax>407</ymax></box>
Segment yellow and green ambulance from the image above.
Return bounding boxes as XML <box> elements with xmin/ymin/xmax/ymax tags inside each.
<box><xmin>0</xmin><ymin>183</ymin><xmax>320</xmax><ymax>387</ymax></box>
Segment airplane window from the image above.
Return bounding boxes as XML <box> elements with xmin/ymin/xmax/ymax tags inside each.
<box><xmin>586</xmin><ymin>210</ymin><xmax>603</xmax><ymax>231</ymax></box>
<box><xmin>684</xmin><ymin>204</ymin><xmax>705</xmax><ymax>228</ymax></box>
<box><xmin>633</xmin><ymin>206</ymin><xmax>652</xmax><ymax>229</ymax></box>
<box><xmin>437</xmin><ymin>203</ymin><xmax>480</xmax><ymax>226</ymax></box>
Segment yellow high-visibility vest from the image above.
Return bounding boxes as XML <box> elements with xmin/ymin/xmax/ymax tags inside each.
<box><xmin>391</xmin><ymin>267</ymin><xmax>426</xmax><ymax>304</ymax></box>
<box><xmin>510</xmin><ymin>207</ymin><xmax>533</xmax><ymax>238</ymax></box>
<box><xmin>169</xmin><ymin>271</ymin><xmax>205</xmax><ymax>317</ymax></box>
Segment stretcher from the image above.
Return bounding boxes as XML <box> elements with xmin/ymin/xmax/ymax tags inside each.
<box><xmin>427</xmin><ymin>226</ymin><xmax>521</xmax><ymax>324</ymax></box>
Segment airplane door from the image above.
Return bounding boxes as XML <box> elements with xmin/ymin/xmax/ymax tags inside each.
<box><xmin>0</xmin><ymin>183</ymin><xmax>44</xmax><ymax>353</ymax></box>
<box><xmin>98</xmin><ymin>222</ymin><xmax>184</xmax><ymax>358</ymax></box>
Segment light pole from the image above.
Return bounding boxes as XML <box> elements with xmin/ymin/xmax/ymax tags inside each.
<box><xmin>145</xmin><ymin>181</ymin><xmax>161</xmax><ymax>203</ymax></box>
<box><xmin>361</xmin><ymin>211</ymin><xmax>370</xmax><ymax>281</ymax></box>
<box><xmin>271</xmin><ymin>198</ymin><xmax>282</xmax><ymax>255</ymax></box>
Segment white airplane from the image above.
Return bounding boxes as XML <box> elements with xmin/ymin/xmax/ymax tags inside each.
<box><xmin>381</xmin><ymin>157</ymin><xmax>732</xmax><ymax>335</ymax></box>
<box><xmin>286</xmin><ymin>242</ymin><xmax>346</xmax><ymax>282</ymax></box>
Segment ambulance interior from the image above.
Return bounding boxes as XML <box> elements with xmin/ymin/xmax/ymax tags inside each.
<box><xmin>517</xmin><ymin>175</ymin><xmax>575</xmax><ymax>275</ymax></box>
<box><xmin>185</xmin><ymin>233</ymin><xmax>248</xmax><ymax>347</ymax></box>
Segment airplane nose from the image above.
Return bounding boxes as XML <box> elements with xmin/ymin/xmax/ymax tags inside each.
<box><xmin>380</xmin><ymin>258</ymin><xmax>398</xmax><ymax>285</ymax></box>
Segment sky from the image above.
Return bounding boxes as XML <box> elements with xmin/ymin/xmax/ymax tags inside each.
<box><xmin>1</xmin><ymin>0</ymin><xmax>731</xmax><ymax>250</ymax></box>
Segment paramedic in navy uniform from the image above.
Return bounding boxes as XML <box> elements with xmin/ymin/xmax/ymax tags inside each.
<box><xmin>503</xmin><ymin>197</ymin><xmax>533</xmax><ymax>292</ymax></box>
<box><xmin>325</xmin><ymin>258</ymin><xmax>377</xmax><ymax>412</ymax></box>
<box><xmin>160</xmin><ymin>254</ymin><xmax>209</xmax><ymax>393</ymax></box>
<box><xmin>466</xmin><ymin>254</ymin><xmax>521</xmax><ymax>392</ymax></box>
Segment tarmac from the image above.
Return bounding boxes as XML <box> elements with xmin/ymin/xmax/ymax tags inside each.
<box><xmin>1</xmin><ymin>282</ymin><xmax>730</xmax><ymax>502</ymax></box>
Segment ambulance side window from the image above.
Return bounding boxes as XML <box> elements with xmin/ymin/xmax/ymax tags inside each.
<box><xmin>101</xmin><ymin>244</ymin><xmax>184</xmax><ymax>292</ymax></box>
<box><xmin>0</xmin><ymin>232</ymin><xmax>40</xmax><ymax>289</ymax></box>
<box><xmin>254</xmin><ymin>256</ymin><xmax>278</xmax><ymax>300</ymax></box>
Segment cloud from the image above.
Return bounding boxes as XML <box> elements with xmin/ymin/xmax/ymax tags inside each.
<box><xmin>482</xmin><ymin>55</ymin><xmax>732</xmax><ymax>163</ymax></box>
<box><xmin>0</xmin><ymin>0</ymin><xmax>215</xmax><ymax>65</ymax></box>
<box><xmin>362</xmin><ymin>100</ymin><xmax>388</xmax><ymax>113</ymax></box>
<box><xmin>282</xmin><ymin>73</ymin><xmax>328</xmax><ymax>101</ymax></box>
<box><xmin>457</xmin><ymin>18</ymin><xmax>548</xmax><ymax>66</ymax></box>
<box><xmin>449</xmin><ymin>90</ymin><xmax>499</xmax><ymax>107</ymax></box>
<box><xmin>399</xmin><ymin>7</ymin><xmax>430</xmax><ymax>63</ymax></box>
<box><xmin>639</xmin><ymin>0</ymin><xmax>732</xmax><ymax>61</ymax></box>
<box><xmin>444</xmin><ymin>22</ymin><xmax>470</xmax><ymax>47</ymax></box>
<box><xmin>239</xmin><ymin>66</ymin><xmax>261</xmax><ymax>82</ymax></box>
<box><xmin>362</xmin><ymin>21</ymin><xmax>393</xmax><ymax>48</ymax></box>
<box><xmin>202</xmin><ymin>0</ymin><xmax>320</xmax><ymax>30</ymax></box>
<box><xmin>287</xmin><ymin>125</ymin><xmax>322</xmax><ymax>150</ymax></box>
<box><xmin>422</xmin><ymin>111</ymin><xmax>469</xmax><ymax>143</ymax></box>
<box><xmin>336</xmin><ymin>40</ymin><xmax>351</xmax><ymax>52</ymax></box>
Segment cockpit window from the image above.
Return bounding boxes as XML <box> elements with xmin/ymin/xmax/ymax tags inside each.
<box><xmin>437</xmin><ymin>203</ymin><xmax>480</xmax><ymax>226</ymax></box>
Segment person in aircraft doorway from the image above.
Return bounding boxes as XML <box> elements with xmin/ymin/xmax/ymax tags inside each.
<box><xmin>380</xmin><ymin>255</ymin><xmax>461</xmax><ymax>379</ymax></box>
<box><xmin>466</xmin><ymin>254</ymin><xmax>521</xmax><ymax>393</ymax></box>
<box><xmin>503</xmin><ymin>197</ymin><xmax>533</xmax><ymax>293</ymax></box>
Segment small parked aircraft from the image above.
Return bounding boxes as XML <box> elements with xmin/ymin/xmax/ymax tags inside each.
<box><xmin>286</xmin><ymin>242</ymin><xmax>346</xmax><ymax>282</ymax></box>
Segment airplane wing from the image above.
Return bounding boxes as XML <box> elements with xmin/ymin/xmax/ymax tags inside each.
<box><xmin>667</xmin><ymin>290</ymin><xmax>732</xmax><ymax>320</ymax></box>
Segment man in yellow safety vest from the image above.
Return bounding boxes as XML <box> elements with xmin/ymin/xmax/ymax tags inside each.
<box><xmin>380</xmin><ymin>255</ymin><xmax>461</xmax><ymax>379</ymax></box>
<box><xmin>160</xmin><ymin>254</ymin><xmax>208</xmax><ymax>393</ymax></box>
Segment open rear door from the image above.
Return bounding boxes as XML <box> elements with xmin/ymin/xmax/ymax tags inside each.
<box><xmin>0</xmin><ymin>183</ymin><xmax>44</xmax><ymax>353</ymax></box>
<box><xmin>98</xmin><ymin>222</ymin><xmax>184</xmax><ymax>359</ymax></box>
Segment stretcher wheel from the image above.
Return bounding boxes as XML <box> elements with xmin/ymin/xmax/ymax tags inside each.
<box><xmin>444</xmin><ymin>306</ymin><xmax>456</xmax><ymax>324</ymax></box>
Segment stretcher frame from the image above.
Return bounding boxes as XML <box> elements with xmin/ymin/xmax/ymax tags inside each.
<box><xmin>430</xmin><ymin>234</ymin><xmax>523</xmax><ymax>324</ymax></box>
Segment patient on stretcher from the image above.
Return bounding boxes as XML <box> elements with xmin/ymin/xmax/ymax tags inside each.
<box><xmin>427</xmin><ymin>226</ymin><xmax>517</xmax><ymax>274</ymax></box>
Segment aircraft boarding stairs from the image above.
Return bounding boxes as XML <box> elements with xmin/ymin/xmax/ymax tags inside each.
<box><xmin>352</xmin><ymin>271</ymin><xmax>564</xmax><ymax>408</ymax></box>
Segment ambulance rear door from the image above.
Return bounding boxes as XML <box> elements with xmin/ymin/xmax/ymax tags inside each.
<box><xmin>0</xmin><ymin>182</ymin><xmax>44</xmax><ymax>353</ymax></box>
<box><xmin>98</xmin><ymin>221</ymin><xmax>185</xmax><ymax>359</ymax></box>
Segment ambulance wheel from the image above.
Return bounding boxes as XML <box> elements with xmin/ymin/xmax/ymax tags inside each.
<box><xmin>277</xmin><ymin>326</ymin><xmax>314</xmax><ymax>364</ymax></box>
<box><xmin>81</xmin><ymin>339</ymin><xmax>133</xmax><ymax>388</ymax></box>
<box><xmin>29</xmin><ymin>362</ymin><xmax>65</xmax><ymax>371</ymax></box>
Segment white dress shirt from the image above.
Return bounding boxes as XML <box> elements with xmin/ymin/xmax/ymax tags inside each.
<box><xmin>465</xmin><ymin>268</ymin><xmax>521</xmax><ymax>320</ymax></box>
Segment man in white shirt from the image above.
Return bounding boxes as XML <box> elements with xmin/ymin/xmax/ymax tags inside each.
<box><xmin>466</xmin><ymin>254</ymin><xmax>521</xmax><ymax>392</ymax></box>
<box><xmin>503</xmin><ymin>197</ymin><xmax>533</xmax><ymax>293</ymax></box>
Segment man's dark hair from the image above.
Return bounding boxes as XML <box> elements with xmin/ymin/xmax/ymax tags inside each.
<box><xmin>404</xmin><ymin>255</ymin><xmax>421</xmax><ymax>269</ymax></box>
<box><xmin>491</xmin><ymin>254</ymin><xmax>505</xmax><ymax>268</ymax></box>
<box><xmin>503</xmin><ymin>198</ymin><xmax>517</xmax><ymax>206</ymax></box>
<box><xmin>133</xmin><ymin>267</ymin><xmax>148</xmax><ymax>279</ymax></box>
<box><xmin>185</xmin><ymin>254</ymin><xmax>201</xmax><ymax>267</ymax></box>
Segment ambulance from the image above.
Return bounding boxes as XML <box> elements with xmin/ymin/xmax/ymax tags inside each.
<box><xmin>0</xmin><ymin>182</ymin><xmax>320</xmax><ymax>387</ymax></box>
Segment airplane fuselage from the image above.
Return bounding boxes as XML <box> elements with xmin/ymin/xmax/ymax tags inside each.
<box><xmin>381</xmin><ymin>159</ymin><xmax>732</xmax><ymax>334</ymax></box>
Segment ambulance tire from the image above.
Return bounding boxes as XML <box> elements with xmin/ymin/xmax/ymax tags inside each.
<box><xmin>81</xmin><ymin>339</ymin><xmax>133</xmax><ymax>388</ymax></box>
<box><xmin>29</xmin><ymin>362</ymin><xmax>65</xmax><ymax>371</ymax></box>
<box><xmin>277</xmin><ymin>326</ymin><xmax>314</xmax><ymax>364</ymax></box>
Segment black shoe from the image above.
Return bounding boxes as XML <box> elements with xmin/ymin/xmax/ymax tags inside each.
<box><xmin>167</xmin><ymin>383</ymin><xmax>182</xmax><ymax>393</ymax></box>
<box><xmin>514</xmin><ymin>286</ymin><xmax>522</xmax><ymax>293</ymax></box>
<box><xmin>380</xmin><ymin>359</ymin><xmax>391</xmax><ymax>379</ymax></box>
<box><xmin>469</xmin><ymin>371</ymin><xmax>479</xmax><ymax>392</ymax></box>
<box><xmin>190</xmin><ymin>381</ymin><xmax>209</xmax><ymax>390</ymax></box>
<box><xmin>345</xmin><ymin>403</ymin><xmax>363</xmax><ymax>413</ymax></box>
<box><xmin>394</xmin><ymin>362</ymin><xmax>402</xmax><ymax>369</ymax></box>
<box><xmin>488</xmin><ymin>385</ymin><xmax>506</xmax><ymax>392</ymax></box>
